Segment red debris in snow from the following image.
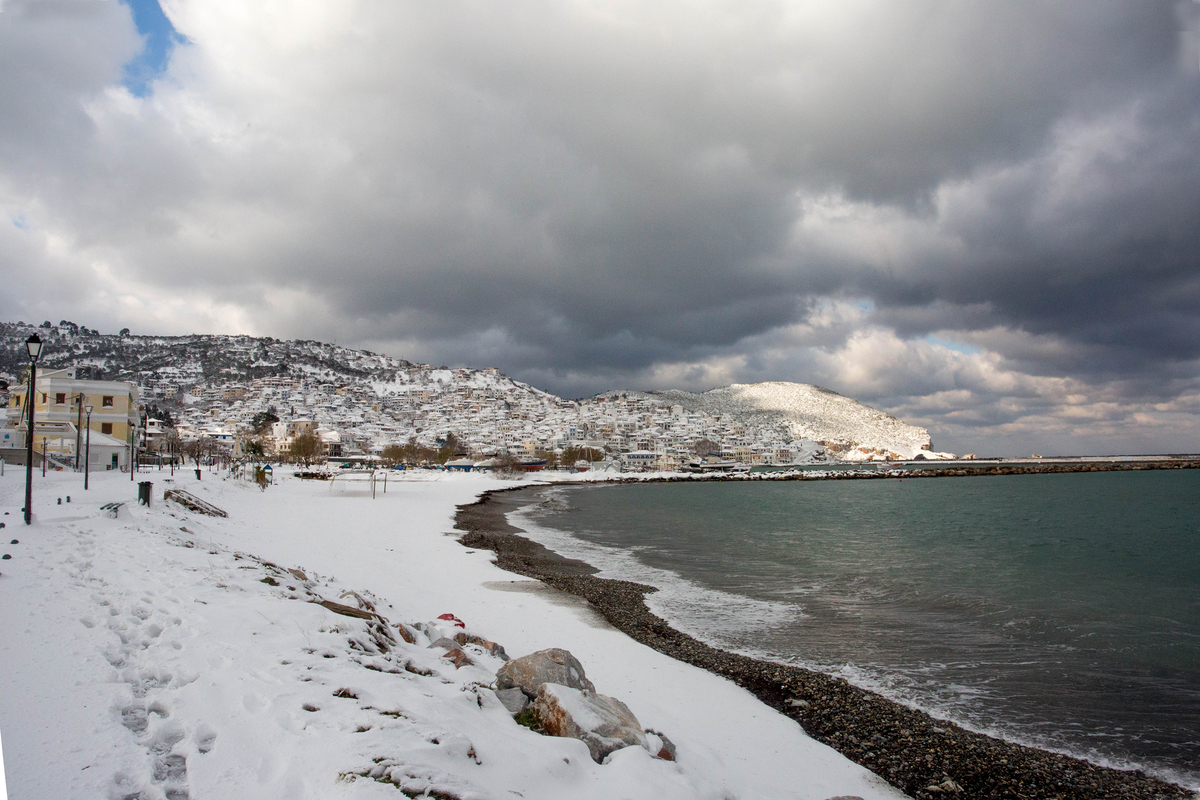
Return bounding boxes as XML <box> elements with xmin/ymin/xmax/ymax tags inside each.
<box><xmin>437</xmin><ymin>613</ymin><xmax>466</xmax><ymax>628</ymax></box>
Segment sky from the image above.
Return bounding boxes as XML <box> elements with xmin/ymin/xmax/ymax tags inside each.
<box><xmin>2</xmin><ymin>0</ymin><xmax>1199</xmax><ymax>457</ymax></box>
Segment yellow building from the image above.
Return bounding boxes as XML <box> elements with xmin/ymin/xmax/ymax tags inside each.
<box><xmin>6</xmin><ymin>368</ymin><xmax>141</xmax><ymax>461</ymax></box>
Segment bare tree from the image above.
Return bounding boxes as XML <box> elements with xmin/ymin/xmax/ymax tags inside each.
<box><xmin>561</xmin><ymin>445</ymin><xmax>604</xmax><ymax>464</ymax></box>
<box><xmin>380</xmin><ymin>444</ymin><xmax>405</xmax><ymax>466</ymax></box>
<box><xmin>253</xmin><ymin>465</ymin><xmax>270</xmax><ymax>491</ymax></box>
<box><xmin>288</xmin><ymin>430</ymin><xmax>323</xmax><ymax>466</ymax></box>
<box><xmin>436</xmin><ymin>432</ymin><xmax>461</xmax><ymax>465</ymax></box>
<box><xmin>181</xmin><ymin>438</ymin><xmax>212</xmax><ymax>469</ymax></box>
<box><xmin>493</xmin><ymin>452</ymin><xmax>523</xmax><ymax>477</ymax></box>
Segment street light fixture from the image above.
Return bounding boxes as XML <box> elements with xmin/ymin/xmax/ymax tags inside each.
<box><xmin>84</xmin><ymin>405</ymin><xmax>93</xmax><ymax>491</ymax></box>
<box><xmin>24</xmin><ymin>332</ymin><xmax>43</xmax><ymax>525</ymax></box>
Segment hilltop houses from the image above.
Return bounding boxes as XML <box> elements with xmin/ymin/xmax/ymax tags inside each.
<box><xmin>0</xmin><ymin>363</ymin><xmax>841</xmax><ymax>472</ymax></box>
<box><xmin>142</xmin><ymin>374</ymin><xmax>836</xmax><ymax>471</ymax></box>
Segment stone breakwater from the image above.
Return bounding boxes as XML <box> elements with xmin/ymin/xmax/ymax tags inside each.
<box><xmin>603</xmin><ymin>458</ymin><xmax>1200</xmax><ymax>484</ymax></box>
<box><xmin>456</xmin><ymin>486</ymin><xmax>1196</xmax><ymax>800</ymax></box>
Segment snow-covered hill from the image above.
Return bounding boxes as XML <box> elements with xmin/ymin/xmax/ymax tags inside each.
<box><xmin>0</xmin><ymin>321</ymin><xmax>414</xmax><ymax>385</ymax></box>
<box><xmin>1</xmin><ymin>321</ymin><xmax>947</xmax><ymax>462</ymax></box>
<box><xmin>640</xmin><ymin>382</ymin><xmax>937</xmax><ymax>460</ymax></box>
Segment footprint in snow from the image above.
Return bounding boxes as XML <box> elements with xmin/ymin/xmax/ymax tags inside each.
<box><xmin>194</xmin><ymin>724</ymin><xmax>217</xmax><ymax>754</ymax></box>
<box><xmin>120</xmin><ymin>705</ymin><xmax>149</xmax><ymax>735</ymax></box>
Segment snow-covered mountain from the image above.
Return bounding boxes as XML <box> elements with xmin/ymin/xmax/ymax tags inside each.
<box><xmin>1</xmin><ymin>321</ymin><xmax>945</xmax><ymax>462</ymax></box>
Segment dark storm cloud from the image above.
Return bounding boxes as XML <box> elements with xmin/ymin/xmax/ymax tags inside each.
<box><xmin>280</xmin><ymin>0</ymin><xmax>1198</xmax><ymax>387</ymax></box>
<box><xmin>2</xmin><ymin>0</ymin><xmax>1199</xmax><ymax>454</ymax></box>
<box><xmin>868</xmin><ymin>77</ymin><xmax>1200</xmax><ymax>381</ymax></box>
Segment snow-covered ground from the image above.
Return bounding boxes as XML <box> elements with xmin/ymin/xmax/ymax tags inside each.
<box><xmin>0</xmin><ymin>467</ymin><xmax>906</xmax><ymax>800</ymax></box>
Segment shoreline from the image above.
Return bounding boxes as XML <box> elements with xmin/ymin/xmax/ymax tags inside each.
<box><xmin>455</xmin><ymin>483</ymin><xmax>1195</xmax><ymax>800</ymax></box>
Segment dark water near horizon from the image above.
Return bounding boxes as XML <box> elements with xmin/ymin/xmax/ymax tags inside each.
<box><xmin>512</xmin><ymin>471</ymin><xmax>1200</xmax><ymax>787</ymax></box>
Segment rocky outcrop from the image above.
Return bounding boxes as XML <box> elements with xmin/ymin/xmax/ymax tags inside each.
<box><xmin>495</xmin><ymin>648</ymin><xmax>596</xmax><ymax>695</ymax></box>
<box><xmin>531</xmin><ymin>683</ymin><xmax>648</xmax><ymax>763</ymax></box>
<box><xmin>495</xmin><ymin>648</ymin><xmax>673</xmax><ymax>764</ymax></box>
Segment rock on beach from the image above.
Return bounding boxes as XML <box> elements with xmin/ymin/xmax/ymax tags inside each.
<box><xmin>531</xmin><ymin>682</ymin><xmax>649</xmax><ymax>763</ymax></box>
<box><xmin>495</xmin><ymin>647</ymin><xmax>596</xmax><ymax>695</ymax></box>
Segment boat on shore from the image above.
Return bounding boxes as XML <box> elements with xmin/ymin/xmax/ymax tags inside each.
<box><xmin>683</xmin><ymin>456</ymin><xmax>745</xmax><ymax>473</ymax></box>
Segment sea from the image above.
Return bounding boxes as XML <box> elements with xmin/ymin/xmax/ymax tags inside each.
<box><xmin>509</xmin><ymin>469</ymin><xmax>1200</xmax><ymax>788</ymax></box>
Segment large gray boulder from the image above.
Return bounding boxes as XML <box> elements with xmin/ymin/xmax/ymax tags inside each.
<box><xmin>495</xmin><ymin>648</ymin><xmax>596</xmax><ymax>697</ymax></box>
<box><xmin>531</xmin><ymin>683</ymin><xmax>649</xmax><ymax>763</ymax></box>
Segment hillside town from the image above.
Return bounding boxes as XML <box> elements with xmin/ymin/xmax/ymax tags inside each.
<box><xmin>1</xmin><ymin>321</ymin><xmax>946</xmax><ymax>473</ymax></box>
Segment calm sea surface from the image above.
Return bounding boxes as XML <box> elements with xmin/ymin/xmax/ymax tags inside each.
<box><xmin>513</xmin><ymin>470</ymin><xmax>1200</xmax><ymax>787</ymax></box>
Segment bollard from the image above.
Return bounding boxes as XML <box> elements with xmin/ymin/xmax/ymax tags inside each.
<box><xmin>57</xmin><ymin>498</ymin><xmax>62</xmax><ymax>505</ymax></box>
<box><xmin>66</xmin><ymin>496</ymin><xmax>70</xmax><ymax>503</ymax></box>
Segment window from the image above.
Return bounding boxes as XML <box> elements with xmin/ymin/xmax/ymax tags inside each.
<box><xmin>101</xmin><ymin>423</ymin><xmax>113</xmax><ymax>435</ymax></box>
<box><xmin>102</xmin><ymin>396</ymin><xmax>114</xmax><ymax>407</ymax></box>
<box><xmin>55</xmin><ymin>393</ymin><xmax>66</xmax><ymax>405</ymax></box>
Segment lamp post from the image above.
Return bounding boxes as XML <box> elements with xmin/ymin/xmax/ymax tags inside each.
<box><xmin>24</xmin><ymin>332</ymin><xmax>43</xmax><ymax>526</ymax></box>
<box><xmin>42</xmin><ymin>436</ymin><xmax>47</xmax><ymax>477</ymax></box>
<box><xmin>84</xmin><ymin>405</ymin><xmax>93</xmax><ymax>491</ymax></box>
<box><xmin>74</xmin><ymin>392</ymin><xmax>84</xmax><ymax>470</ymax></box>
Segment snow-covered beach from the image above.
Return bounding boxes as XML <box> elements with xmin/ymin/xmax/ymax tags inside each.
<box><xmin>0</xmin><ymin>467</ymin><xmax>905</xmax><ymax>800</ymax></box>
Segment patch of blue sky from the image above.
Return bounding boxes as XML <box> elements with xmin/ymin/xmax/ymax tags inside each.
<box><xmin>120</xmin><ymin>0</ymin><xmax>189</xmax><ymax>97</ymax></box>
<box><xmin>11</xmin><ymin>214</ymin><xmax>28</xmax><ymax>231</ymax></box>
<box><xmin>853</xmin><ymin>299</ymin><xmax>876</xmax><ymax>313</ymax></box>
<box><xmin>923</xmin><ymin>334</ymin><xmax>982</xmax><ymax>355</ymax></box>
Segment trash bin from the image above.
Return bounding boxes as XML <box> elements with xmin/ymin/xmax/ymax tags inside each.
<box><xmin>138</xmin><ymin>481</ymin><xmax>153</xmax><ymax>507</ymax></box>
<box><xmin>194</xmin><ymin>468</ymin><xmax>202</xmax><ymax>480</ymax></box>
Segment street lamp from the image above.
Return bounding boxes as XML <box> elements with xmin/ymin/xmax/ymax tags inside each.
<box><xmin>42</xmin><ymin>436</ymin><xmax>47</xmax><ymax>477</ymax></box>
<box><xmin>24</xmin><ymin>332</ymin><xmax>43</xmax><ymax>525</ymax></box>
<box><xmin>84</xmin><ymin>405</ymin><xmax>93</xmax><ymax>491</ymax></box>
<box><xmin>74</xmin><ymin>392</ymin><xmax>84</xmax><ymax>470</ymax></box>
